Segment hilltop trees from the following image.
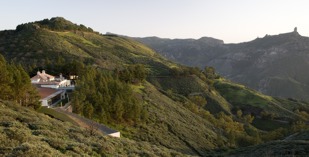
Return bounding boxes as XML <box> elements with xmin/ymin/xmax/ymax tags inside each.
<box><xmin>204</xmin><ymin>66</ymin><xmax>217</xmax><ymax>79</ymax></box>
<box><xmin>16</xmin><ymin>17</ymin><xmax>95</xmax><ymax>33</ymax></box>
<box><xmin>116</xmin><ymin>64</ymin><xmax>147</xmax><ymax>84</ymax></box>
<box><xmin>188</xmin><ymin>95</ymin><xmax>207</xmax><ymax>109</ymax></box>
<box><xmin>0</xmin><ymin>54</ymin><xmax>40</xmax><ymax>109</ymax></box>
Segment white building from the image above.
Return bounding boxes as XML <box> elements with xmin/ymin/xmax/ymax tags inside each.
<box><xmin>31</xmin><ymin>70</ymin><xmax>71</xmax><ymax>107</ymax></box>
<box><xmin>31</xmin><ymin>70</ymin><xmax>71</xmax><ymax>89</ymax></box>
<box><xmin>37</xmin><ymin>87</ymin><xmax>66</xmax><ymax>107</ymax></box>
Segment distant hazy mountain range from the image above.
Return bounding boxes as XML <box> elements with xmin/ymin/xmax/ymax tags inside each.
<box><xmin>135</xmin><ymin>28</ymin><xmax>309</xmax><ymax>100</ymax></box>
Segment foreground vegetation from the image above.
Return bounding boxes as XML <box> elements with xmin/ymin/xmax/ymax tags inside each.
<box><xmin>0</xmin><ymin>100</ymin><xmax>187</xmax><ymax>156</ymax></box>
<box><xmin>72</xmin><ymin>64</ymin><xmax>147</xmax><ymax>124</ymax></box>
<box><xmin>0</xmin><ymin>54</ymin><xmax>40</xmax><ymax>109</ymax></box>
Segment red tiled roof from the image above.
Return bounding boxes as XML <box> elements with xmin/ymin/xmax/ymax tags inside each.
<box><xmin>36</xmin><ymin>87</ymin><xmax>59</xmax><ymax>99</ymax></box>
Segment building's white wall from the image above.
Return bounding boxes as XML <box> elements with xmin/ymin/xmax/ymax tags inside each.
<box><xmin>39</xmin><ymin>80</ymin><xmax>70</xmax><ymax>89</ymax></box>
<box><xmin>108</xmin><ymin>132</ymin><xmax>121</xmax><ymax>138</ymax></box>
<box><xmin>41</xmin><ymin>100</ymin><xmax>48</xmax><ymax>107</ymax></box>
<box><xmin>41</xmin><ymin>84</ymin><xmax>59</xmax><ymax>89</ymax></box>
<box><xmin>31</xmin><ymin>79</ymin><xmax>40</xmax><ymax>83</ymax></box>
<box><xmin>58</xmin><ymin>80</ymin><xmax>71</xmax><ymax>87</ymax></box>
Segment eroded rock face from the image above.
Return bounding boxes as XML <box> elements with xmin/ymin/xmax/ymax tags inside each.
<box><xmin>136</xmin><ymin>30</ymin><xmax>309</xmax><ymax>100</ymax></box>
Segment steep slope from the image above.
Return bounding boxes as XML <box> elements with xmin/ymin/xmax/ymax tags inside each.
<box><xmin>0</xmin><ymin>100</ymin><xmax>187</xmax><ymax>156</ymax></box>
<box><xmin>226</xmin><ymin>131</ymin><xmax>309</xmax><ymax>157</ymax></box>
<box><xmin>0</xmin><ymin>17</ymin><xmax>174</xmax><ymax>76</ymax></box>
<box><xmin>132</xmin><ymin>82</ymin><xmax>219</xmax><ymax>156</ymax></box>
<box><xmin>211</xmin><ymin>31</ymin><xmax>309</xmax><ymax>101</ymax></box>
<box><xmin>135</xmin><ymin>29</ymin><xmax>309</xmax><ymax>100</ymax></box>
<box><xmin>214</xmin><ymin>79</ymin><xmax>309</xmax><ymax>127</ymax></box>
<box><xmin>0</xmin><ymin>17</ymin><xmax>224</xmax><ymax>155</ymax></box>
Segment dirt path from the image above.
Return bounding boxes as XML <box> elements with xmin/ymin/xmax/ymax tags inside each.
<box><xmin>284</xmin><ymin>133</ymin><xmax>299</xmax><ymax>141</ymax></box>
<box><xmin>54</xmin><ymin>108</ymin><xmax>120</xmax><ymax>137</ymax></box>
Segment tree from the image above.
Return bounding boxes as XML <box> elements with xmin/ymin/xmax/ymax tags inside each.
<box><xmin>188</xmin><ymin>95</ymin><xmax>207</xmax><ymax>109</ymax></box>
<box><xmin>243</xmin><ymin>114</ymin><xmax>254</xmax><ymax>124</ymax></box>
<box><xmin>72</xmin><ymin>65</ymin><xmax>145</xmax><ymax>124</ymax></box>
<box><xmin>83</xmin><ymin>101</ymin><xmax>94</xmax><ymax>118</ymax></box>
<box><xmin>26</xmin><ymin>86</ymin><xmax>41</xmax><ymax>109</ymax></box>
<box><xmin>132</xmin><ymin>64</ymin><xmax>147</xmax><ymax>82</ymax></box>
<box><xmin>112</xmin><ymin>95</ymin><xmax>124</xmax><ymax>121</ymax></box>
<box><xmin>87</xmin><ymin>121</ymin><xmax>99</xmax><ymax>136</ymax></box>
<box><xmin>0</xmin><ymin>54</ymin><xmax>12</xmax><ymax>100</ymax></box>
<box><xmin>236</xmin><ymin>109</ymin><xmax>243</xmax><ymax>119</ymax></box>
<box><xmin>72</xmin><ymin>98</ymin><xmax>83</xmax><ymax>114</ymax></box>
<box><xmin>204</xmin><ymin>66</ymin><xmax>216</xmax><ymax>79</ymax></box>
<box><xmin>118</xmin><ymin>64</ymin><xmax>148</xmax><ymax>83</ymax></box>
<box><xmin>170</xmin><ymin>67</ymin><xmax>180</xmax><ymax>77</ymax></box>
<box><xmin>0</xmin><ymin>54</ymin><xmax>40</xmax><ymax>108</ymax></box>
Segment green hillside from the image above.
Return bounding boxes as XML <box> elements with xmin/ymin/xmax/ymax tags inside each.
<box><xmin>214</xmin><ymin>79</ymin><xmax>309</xmax><ymax>131</ymax></box>
<box><xmin>0</xmin><ymin>100</ymin><xmax>187</xmax><ymax>156</ymax></box>
<box><xmin>1</xmin><ymin>17</ymin><xmax>309</xmax><ymax>156</ymax></box>
<box><xmin>214</xmin><ymin>79</ymin><xmax>304</xmax><ymax>119</ymax></box>
<box><xmin>0</xmin><ymin>17</ymin><xmax>175</xmax><ymax>76</ymax></box>
<box><xmin>225</xmin><ymin>131</ymin><xmax>309</xmax><ymax>157</ymax></box>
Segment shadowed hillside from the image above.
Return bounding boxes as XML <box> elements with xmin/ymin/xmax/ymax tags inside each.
<box><xmin>135</xmin><ymin>29</ymin><xmax>309</xmax><ymax>101</ymax></box>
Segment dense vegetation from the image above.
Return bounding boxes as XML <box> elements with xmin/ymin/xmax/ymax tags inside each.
<box><xmin>16</xmin><ymin>17</ymin><xmax>95</xmax><ymax>33</ymax></box>
<box><xmin>0</xmin><ymin>54</ymin><xmax>40</xmax><ymax>109</ymax></box>
<box><xmin>1</xmin><ymin>17</ymin><xmax>309</xmax><ymax>156</ymax></box>
<box><xmin>72</xmin><ymin>63</ymin><xmax>147</xmax><ymax>124</ymax></box>
<box><xmin>0</xmin><ymin>100</ymin><xmax>186</xmax><ymax>156</ymax></box>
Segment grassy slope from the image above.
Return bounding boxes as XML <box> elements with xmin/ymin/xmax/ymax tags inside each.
<box><xmin>213</xmin><ymin>78</ymin><xmax>309</xmax><ymax>136</ymax></box>
<box><xmin>226</xmin><ymin>140</ymin><xmax>309</xmax><ymax>157</ymax></box>
<box><xmin>0</xmin><ymin>28</ymin><xmax>175</xmax><ymax>76</ymax></box>
<box><xmin>226</xmin><ymin>131</ymin><xmax>309</xmax><ymax>157</ymax></box>
<box><xmin>0</xmin><ymin>100</ymin><xmax>189</xmax><ymax>157</ymax></box>
<box><xmin>214</xmin><ymin>79</ymin><xmax>304</xmax><ymax>120</ymax></box>
<box><xmin>132</xmin><ymin>82</ymin><xmax>218</xmax><ymax>156</ymax></box>
<box><xmin>148</xmin><ymin>75</ymin><xmax>231</xmax><ymax>114</ymax></box>
<box><xmin>37</xmin><ymin>107</ymin><xmax>78</xmax><ymax>125</ymax></box>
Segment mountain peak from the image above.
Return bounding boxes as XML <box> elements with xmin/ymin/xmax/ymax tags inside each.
<box><xmin>197</xmin><ymin>37</ymin><xmax>224</xmax><ymax>45</ymax></box>
<box><xmin>16</xmin><ymin>17</ymin><xmax>94</xmax><ymax>32</ymax></box>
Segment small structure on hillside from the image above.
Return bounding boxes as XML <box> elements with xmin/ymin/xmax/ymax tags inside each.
<box><xmin>31</xmin><ymin>70</ymin><xmax>71</xmax><ymax>89</ymax></box>
<box><xmin>31</xmin><ymin>70</ymin><xmax>72</xmax><ymax>107</ymax></box>
<box><xmin>37</xmin><ymin>87</ymin><xmax>67</xmax><ymax>107</ymax></box>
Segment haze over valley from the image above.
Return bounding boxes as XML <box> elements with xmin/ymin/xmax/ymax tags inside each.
<box><xmin>136</xmin><ymin>28</ymin><xmax>309</xmax><ymax>101</ymax></box>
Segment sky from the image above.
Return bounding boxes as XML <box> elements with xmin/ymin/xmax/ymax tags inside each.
<box><xmin>1</xmin><ymin>0</ymin><xmax>309</xmax><ymax>43</ymax></box>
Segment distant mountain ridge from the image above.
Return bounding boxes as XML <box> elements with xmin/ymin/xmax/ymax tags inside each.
<box><xmin>135</xmin><ymin>28</ymin><xmax>309</xmax><ymax>100</ymax></box>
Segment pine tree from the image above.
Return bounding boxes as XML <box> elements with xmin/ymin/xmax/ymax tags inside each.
<box><xmin>0</xmin><ymin>55</ymin><xmax>13</xmax><ymax>100</ymax></box>
<box><xmin>83</xmin><ymin>101</ymin><xmax>94</xmax><ymax>118</ymax></box>
<box><xmin>0</xmin><ymin>54</ymin><xmax>40</xmax><ymax>108</ymax></box>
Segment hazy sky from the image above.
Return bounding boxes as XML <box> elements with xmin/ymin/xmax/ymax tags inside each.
<box><xmin>1</xmin><ymin>0</ymin><xmax>308</xmax><ymax>43</ymax></box>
